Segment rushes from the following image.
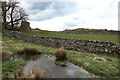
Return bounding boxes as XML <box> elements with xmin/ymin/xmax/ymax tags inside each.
<box><xmin>17</xmin><ymin>47</ymin><xmax>43</xmax><ymax>56</ymax></box>
<box><xmin>2</xmin><ymin>49</ymin><xmax>12</xmax><ymax>61</ymax></box>
<box><xmin>54</xmin><ymin>49</ymin><xmax>67</xmax><ymax>67</ymax></box>
<box><xmin>54</xmin><ymin>48</ymin><xmax>67</xmax><ymax>61</ymax></box>
<box><xmin>8</xmin><ymin>67</ymin><xmax>45</xmax><ymax>79</ymax></box>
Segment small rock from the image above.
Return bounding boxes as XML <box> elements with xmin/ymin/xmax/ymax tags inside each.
<box><xmin>93</xmin><ymin>57</ymin><xmax>106</xmax><ymax>63</ymax></box>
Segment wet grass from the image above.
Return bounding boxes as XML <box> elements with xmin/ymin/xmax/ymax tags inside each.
<box><xmin>24</xmin><ymin>30</ymin><xmax>119</xmax><ymax>44</ymax></box>
<box><xmin>2</xmin><ymin>34</ymin><xmax>119</xmax><ymax>78</ymax></box>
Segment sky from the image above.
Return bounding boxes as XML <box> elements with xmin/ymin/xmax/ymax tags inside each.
<box><xmin>19</xmin><ymin>0</ymin><xmax>119</xmax><ymax>31</ymax></box>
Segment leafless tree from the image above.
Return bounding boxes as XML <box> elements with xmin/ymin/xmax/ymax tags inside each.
<box><xmin>1</xmin><ymin>0</ymin><xmax>28</xmax><ymax>30</ymax></box>
<box><xmin>1</xmin><ymin>0</ymin><xmax>11</xmax><ymax>29</ymax></box>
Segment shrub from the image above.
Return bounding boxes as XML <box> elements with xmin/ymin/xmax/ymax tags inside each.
<box><xmin>54</xmin><ymin>48</ymin><xmax>67</xmax><ymax>61</ymax></box>
<box><xmin>2</xmin><ymin>50</ymin><xmax>12</xmax><ymax>61</ymax></box>
<box><xmin>17</xmin><ymin>47</ymin><xmax>43</xmax><ymax>56</ymax></box>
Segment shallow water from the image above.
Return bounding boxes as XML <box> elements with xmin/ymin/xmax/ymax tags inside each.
<box><xmin>11</xmin><ymin>55</ymin><xmax>23</xmax><ymax>61</ymax></box>
<box><xmin>22</xmin><ymin>55</ymin><xmax>96</xmax><ymax>78</ymax></box>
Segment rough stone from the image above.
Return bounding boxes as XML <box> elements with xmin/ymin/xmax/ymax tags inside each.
<box><xmin>3</xmin><ymin>30</ymin><xmax>120</xmax><ymax>55</ymax></box>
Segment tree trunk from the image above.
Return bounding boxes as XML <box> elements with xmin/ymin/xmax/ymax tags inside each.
<box><xmin>2</xmin><ymin>2</ymin><xmax>7</xmax><ymax>29</ymax></box>
<box><xmin>10</xmin><ymin>6</ymin><xmax>14</xmax><ymax>30</ymax></box>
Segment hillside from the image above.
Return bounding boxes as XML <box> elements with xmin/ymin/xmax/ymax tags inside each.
<box><xmin>60</xmin><ymin>28</ymin><xmax>120</xmax><ymax>35</ymax></box>
<box><xmin>24</xmin><ymin>30</ymin><xmax>119</xmax><ymax>44</ymax></box>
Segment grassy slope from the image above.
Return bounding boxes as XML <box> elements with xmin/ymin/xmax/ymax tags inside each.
<box><xmin>2</xmin><ymin>60</ymin><xmax>26</xmax><ymax>78</ymax></box>
<box><xmin>24</xmin><ymin>30</ymin><xmax>119</xmax><ymax>44</ymax></box>
<box><xmin>2</xmin><ymin>35</ymin><xmax>119</xmax><ymax>78</ymax></box>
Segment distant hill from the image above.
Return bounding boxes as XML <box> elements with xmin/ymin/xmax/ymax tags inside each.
<box><xmin>24</xmin><ymin>29</ymin><xmax>119</xmax><ymax>43</ymax></box>
<box><xmin>60</xmin><ymin>28</ymin><xmax>120</xmax><ymax>35</ymax></box>
<box><xmin>31</xmin><ymin>28</ymin><xmax>41</xmax><ymax>31</ymax></box>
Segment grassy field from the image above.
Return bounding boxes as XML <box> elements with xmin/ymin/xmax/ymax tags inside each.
<box><xmin>24</xmin><ymin>30</ymin><xmax>119</xmax><ymax>44</ymax></box>
<box><xmin>2</xmin><ymin>34</ymin><xmax>119</xmax><ymax>78</ymax></box>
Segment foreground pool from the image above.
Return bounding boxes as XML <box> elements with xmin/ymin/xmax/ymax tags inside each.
<box><xmin>22</xmin><ymin>55</ymin><xmax>97</xmax><ymax>78</ymax></box>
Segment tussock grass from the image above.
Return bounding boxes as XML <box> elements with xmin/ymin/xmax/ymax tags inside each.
<box><xmin>16</xmin><ymin>47</ymin><xmax>43</xmax><ymax>60</ymax></box>
<box><xmin>54</xmin><ymin>48</ymin><xmax>67</xmax><ymax>61</ymax></box>
<box><xmin>17</xmin><ymin>47</ymin><xmax>43</xmax><ymax>56</ymax></box>
<box><xmin>1</xmin><ymin>49</ymin><xmax>12</xmax><ymax>61</ymax></box>
<box><xmin>8</xmin><ymin>68</ymin><xmax>45</xmax><ymax>79</ymax></box>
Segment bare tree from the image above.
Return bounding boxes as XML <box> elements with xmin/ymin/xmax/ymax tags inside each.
<box><xmin>9</xmin><ymin>7</ymin><xmax>28</xmax><ymax>27</ymax></box>
<box><xmin>1</xmin><ymin>0</ymin><xmax>11</xmax><ymax>29</ymax></box>
<box><xmin>1</xmin><ymin>0</ymin><xmax>28</xmax><ymax>30</ymax></box>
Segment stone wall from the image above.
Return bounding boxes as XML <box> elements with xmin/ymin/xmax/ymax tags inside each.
<box><xmin>3</xmin><ymin>30</ymin><xmax>120</xmax><ymax>55</ymax></box>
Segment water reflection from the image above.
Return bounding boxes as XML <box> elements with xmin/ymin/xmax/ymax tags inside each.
<box><xmin>22</xmin><ymin>55</ymin><xmax>95</xmax><ymax>78</ymax></box>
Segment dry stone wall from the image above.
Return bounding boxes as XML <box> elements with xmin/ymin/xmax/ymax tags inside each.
<box><xmin>3</xmin><ymin>30</ymin><xmax>120</xmax><ymax>55</ymax></box>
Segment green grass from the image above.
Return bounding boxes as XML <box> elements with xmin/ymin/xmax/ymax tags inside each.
<box><xmin>2</xmin><ymin>60</ymin><xmax>26</xmax><ymax>78</ymax></box>
<box><xmin>24</xmin><ymin>30</ymin><xmax>119</xmax><ymax>44</ymax></box>
<box><xmin>2</xmin><ymin>34</ymin><xmax>119</xmax><ymax>78</ymax></box>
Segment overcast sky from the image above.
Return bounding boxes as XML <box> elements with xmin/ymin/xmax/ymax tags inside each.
<box><xmin>19</xmin><ymin>0</ymin><xmax>118</xmax><ymax>31</ymax></box>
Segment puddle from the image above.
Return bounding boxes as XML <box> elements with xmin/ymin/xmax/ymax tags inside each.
<box><xmin>22</xmin><ymin>55</ymin><xmax>96</xmax><ymax>78</ymax></box>
<box><xmin>11</xmin><ymin>54</ymin><xmax>39</xmax><ymax>61</ymax></box>
<box><xmin>11</xmin><ymin>55</ymin><xmax>25</xmax><ymax>61</ymax></box>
